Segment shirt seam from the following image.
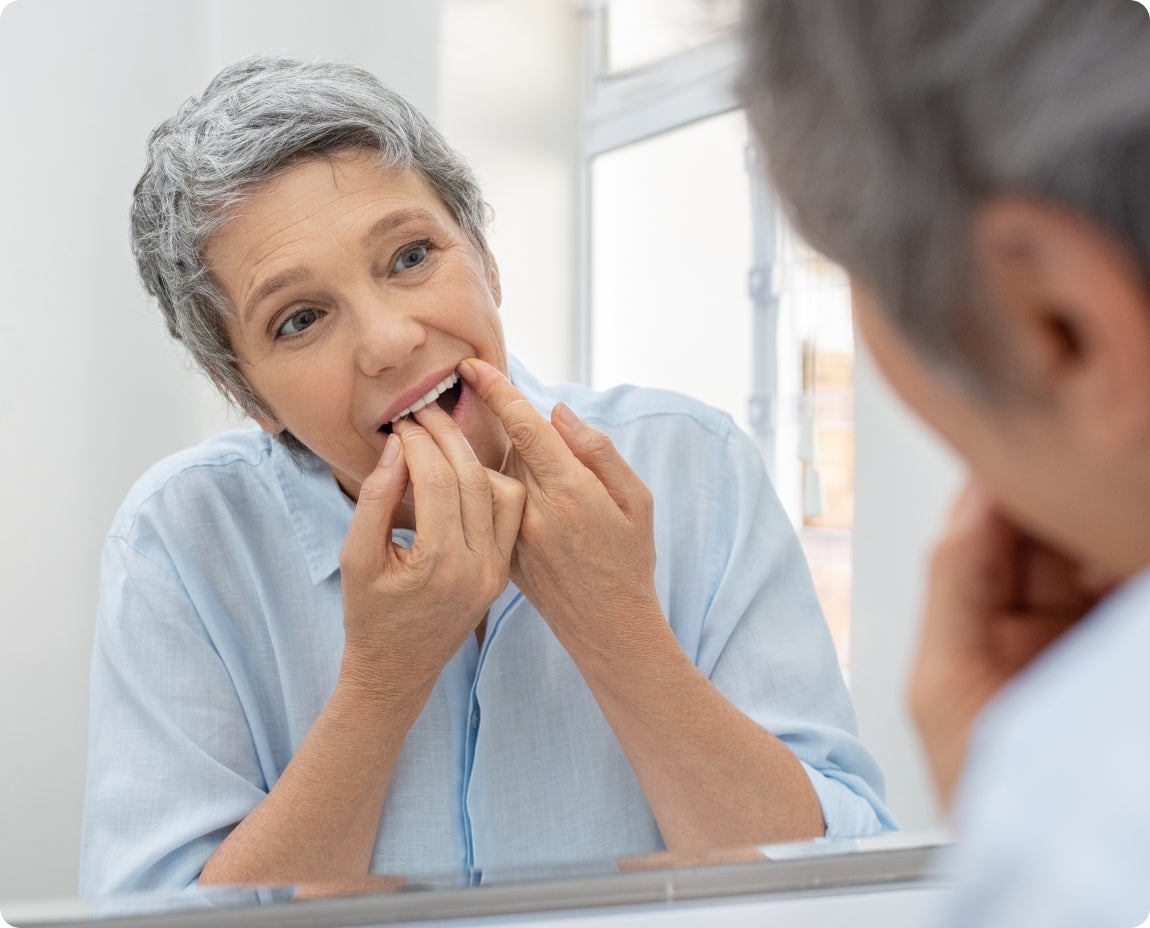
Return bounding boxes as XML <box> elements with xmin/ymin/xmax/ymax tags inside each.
<box><xmin>115</xmin><ymin>440</ymin><xmax>277</xmax><ymax>542</ymax></box>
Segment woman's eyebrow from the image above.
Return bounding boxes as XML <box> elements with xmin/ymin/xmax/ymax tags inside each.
<box><xmin>359</xmin><ymin>207</ymin><xmax>440</xmax><ymax>248</ymax></box>
<box><xmin>242</xmin><ymin>268</ymin><xmax>310</xmax><ymax>323</ymax></box>
<box><xmin>241</xmin><ymin>208</ymin><xmax>442</xmax><ymax>321</ymax></box>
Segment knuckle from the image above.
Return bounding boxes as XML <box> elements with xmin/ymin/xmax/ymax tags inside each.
<box><xmin>505</xmin><ymin>417</ymin><xmax>543</xmax><ymax>455</ymax></box>
<box><xmin>457</xmin><ymin>460</ymin><xmax>490</xmax><ymax>495</ymax></box>
<box><xmin>391</xmin><ymin>569</ymin><xmax>429</xmax><ymax>597</ymax></box>
<box><xmin>338</xmin><ymin>547</ymin><xmax>366</xmax><ymax>577</ymax></box>
<box><xmin>505</xmin><ymin>478</ymin><xmax>528</xmax><ymax>508</ymax></box>
<box><xmin>580</xmin><ymin>428</ymin><xmax>614</xmax><ymax>456</ymax></box>
<box><xmin>357</xmin><ymin>471</ymin><xmax>393</xmax><ymax>504</ymax></box>
<box><xmin>635</xmin><ymin>481</ymin><xmax>654</xmax><ymax>511</ymax></box>
<box><xmin>403</xmin><ymin>542</ymin><xmax>437</xmax><ymax>575</ymax></box>
<box><xmin>551</xmin><ymin>471</ymin><xmax>585</xmax><ymax>502</ymax></box>
<box><xmin>489</xmin><ymin>470</ymin><xmax>527</xmax><ymax>502</ymax></box>
<box><xmin>520</xmin><ymin>506</ymin><xmax>549</xmax><ymax>540</ymax></box>
<box><xmin>424</xmin><ymin>464</ymin><xmax>458</xmax><ymax>493</ymax></box>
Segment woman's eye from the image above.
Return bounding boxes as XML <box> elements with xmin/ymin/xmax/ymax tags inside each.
<box><xmin>277</xmin><ymin>308</ymin><xmax>320</xmax><ymax>337</ymax></box>
<box><xmin>393</xmin><ymin>243</ymin><xmax>429</xmax><ymax>272</ymax></box>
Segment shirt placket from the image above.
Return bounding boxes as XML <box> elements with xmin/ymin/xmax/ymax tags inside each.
<box><xmin>459</xmin><ymin>586</ymin><xmax>523</xmax><ymax>872</ymax></box>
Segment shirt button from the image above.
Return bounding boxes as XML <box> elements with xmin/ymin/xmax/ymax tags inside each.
<box><xmin>470</xmin><ymin>709</ymin><xmax>480</xmax><ymax>730</ymax></box>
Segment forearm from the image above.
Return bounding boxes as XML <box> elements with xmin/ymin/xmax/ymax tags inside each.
<box><xmin>198</xmin><ymin>673</ymin><xmax>426</xmax><ymax>887</ymax></box>
<box><xmin>560</xmin><ymin>608</ymin><xmax>825</xmax><ymax>851</ymax></box>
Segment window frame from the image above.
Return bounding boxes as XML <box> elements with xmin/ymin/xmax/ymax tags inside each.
<box><xmin>577</xmin><ymin>9</ymin><xmax>787</xmax><ymax>485</ymax></box>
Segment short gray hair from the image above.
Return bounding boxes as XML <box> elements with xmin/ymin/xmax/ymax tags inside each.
<box><xmin>131</xmin><ymin>55</ymin><xmax>492</xmax><ymax>448</ymax></box>
<box><xmin>742</xmin><ymin>0</ymin><xmax>1150</xmax><ymax>395</ymax></box>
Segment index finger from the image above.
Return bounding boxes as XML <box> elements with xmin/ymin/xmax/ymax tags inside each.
<box><xmin>457</xmin><ymin>358</ymin><xmax>576</xmax><ymax>476</ymax></box>
<box><xmin>342</xmin><ymin>433</ymin><xmax>409</xmax><ymax>573</ymax></box>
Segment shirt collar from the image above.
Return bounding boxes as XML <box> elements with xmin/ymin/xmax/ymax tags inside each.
<box><xmin>272</xmin><ymin>442</ymin><xmax>354</xmax><ymax>586</ymax></box>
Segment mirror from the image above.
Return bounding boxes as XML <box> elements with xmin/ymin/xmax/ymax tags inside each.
<box><xmin>5</xmin><ymin>835</ymin><xmax>953</xmax><ymax>928</ymax></box>
<box><xmin>0</xmin><ymin>0</ymin><xmax>955</xmax><ymax>908</ymax></box>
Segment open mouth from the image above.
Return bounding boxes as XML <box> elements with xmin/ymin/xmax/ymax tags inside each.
<box><xmin>379</xmin><ymin>371</ymin><xmax>463</xmax><ymax>434</ymax></box>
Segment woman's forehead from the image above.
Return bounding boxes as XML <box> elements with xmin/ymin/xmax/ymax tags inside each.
<box><xmin>240</xmin><ymin>152</ymin><xmax>452</xmax><ymax>230</ymax></box>
<box><xmin>211</xmin><ymin>155</ymin><xmax>454</xmax><ymax>261</ymax></box>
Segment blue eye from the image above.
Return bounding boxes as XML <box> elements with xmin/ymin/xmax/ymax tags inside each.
<box><xmin>277</xmin><ymin>308</ymin><xmax>321</xmax><ymax>337</ymax></box>
<box><xmin>393</xmin><ymin>243</ymin><xmax>429</xmax><ymax>272</ymax></box>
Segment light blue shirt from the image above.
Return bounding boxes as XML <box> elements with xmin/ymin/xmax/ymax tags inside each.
<box><xmin>80</xmin><ymin>360</ymin><xmax>893</xmax><ymax>895</ymax></box>
<box><xmin>942</xmin><ymin>569</ymin><xmax>1150</xmax><ymax>928</ymax></box>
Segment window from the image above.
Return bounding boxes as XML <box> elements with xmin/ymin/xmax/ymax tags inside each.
<box><xmin>590</xmin><ymin>110</ymin><xmax>753</xmax><ymax>434</ymax></box>
<box><xmin>580</xmin><ymin>0</ymin><xmax>856</xmax><ymax>677</ymax></box>
<box><xmin>594</xmin><ymin>0</ymin><xmax>741</xmax><ymax>75</ymax></box>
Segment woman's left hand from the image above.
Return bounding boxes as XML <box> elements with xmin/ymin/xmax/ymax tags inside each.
<box><xmin>458</xmin><ymin>358</ymin><xmax>663</xmax><ymax>651</ymax></box>
<box><xmin>459</xmin><ymin>358</ymin><xmax>827</xmax><ymax>849</ymax></box>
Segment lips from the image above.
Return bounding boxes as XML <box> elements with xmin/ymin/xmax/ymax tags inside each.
<box><xmin>378</xmin><ymin>369</ymin><xmax>463</xmax><ymax>433</ymax></box>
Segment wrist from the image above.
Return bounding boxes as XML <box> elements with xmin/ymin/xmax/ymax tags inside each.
<box><xmin>333</xmin><ymin>653</ymin><xmax>435</xmax><ymax>729</ymax></box>
<box><xmin>557</xmin><ymin>597</ymin><xmax>678</xmax><ymax>678</ymax></box>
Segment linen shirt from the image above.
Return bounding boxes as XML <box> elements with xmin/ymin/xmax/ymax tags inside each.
<box><xmin>80</xmin><ymin>360</ymin><xmax>893</xmax><ymax>895</ymax></box>
<box><xmin>941</xmin><ymin>568</ymin><xmax>1150</xmax><ymax>928</ymax></box>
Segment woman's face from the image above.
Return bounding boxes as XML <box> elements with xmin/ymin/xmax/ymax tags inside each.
<box><xmin>206</xmin><ymin>149</ymin><xmax>510</xmax><ymax>502</ymax></box>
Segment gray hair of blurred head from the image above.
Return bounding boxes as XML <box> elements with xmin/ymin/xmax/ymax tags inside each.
<box><xmin>130</xmin><ymin>55</ymin><xmax>492</xmax><ymax>451</ymax></box>
<box><xmin>741</xmin><ymin>0</ymin><xmax>1150</xmax><ymax>398</ymax></box>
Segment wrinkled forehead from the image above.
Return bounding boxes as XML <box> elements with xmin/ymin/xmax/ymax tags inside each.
<box><xmin>210</xmin><ymin>148</ymin><xmax>485</xmax><ymax>271</ymax></box>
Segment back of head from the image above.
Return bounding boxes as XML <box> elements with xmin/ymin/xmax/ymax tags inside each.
<box><xmin>741</xmin><ymin>0</ymin><xmax>1150</xmax><ymax>392</ymax></box>
<box><xmin>131</xmin><ymin>55</ymin><xmax>489</xmax><ymax>430</ymax></box>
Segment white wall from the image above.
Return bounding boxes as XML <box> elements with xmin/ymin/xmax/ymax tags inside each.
<box><xmin>438</xmin><ymin>0</ymin><xmax>582</xmax><ymax>384</ymax></box>
<box><xmin>851</xmin><ymin>346</ymin><xmax>962</xmax><ymax>832</ymax></box>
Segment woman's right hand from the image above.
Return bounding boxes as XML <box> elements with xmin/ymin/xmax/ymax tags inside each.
<box><xmin>336</xmin><ymin>400</ymin><xmax>525</xmax><ymax>709</ymax></box>
<box><xmin>201</xmin><ymin>402</ymin><xmax>521</xmax><ymax>888</ymax></box>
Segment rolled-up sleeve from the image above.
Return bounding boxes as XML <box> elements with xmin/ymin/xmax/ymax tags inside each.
<box><xmin>686</xmin><ymin>419</ymin><xmax>896</xmax><ymax>838</ymax></box>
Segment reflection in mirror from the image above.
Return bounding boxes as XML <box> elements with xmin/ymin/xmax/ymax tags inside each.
<box><xmin>80</xmin><ymin>50</ymin><xmax>892</xmax><ymax>893</ymax></box>
<box><xmin>0</xmin><ymin>0</ymin><xmax>950</xmax><ymax>912</ymax></box>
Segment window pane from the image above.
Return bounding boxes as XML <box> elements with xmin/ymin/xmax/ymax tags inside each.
<box><xmin>783</xmin><ymin>237</ymin><xmax>855</xmax><ymax>676</ymax></box>
<box><xmin>590</xmin><ymin>110</ymin><xmax>752</xmax><ymax>434</ymax></box>
<box><xmin>601</xmin><ymin>0</ymin><xmax>740</xmax><ymax>75</ymax></box>
<box><xmin>588</xmin><ymin>111</ymin><xmax>855</xmax><ymax>678</ymax></box>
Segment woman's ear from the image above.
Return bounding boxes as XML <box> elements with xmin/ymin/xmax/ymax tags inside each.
<box><xmin>485</xmin><ymin>254</ymin><xmax>502</xmax><ymax>307</ymax></box>
<box><xmin>254</xmin><ymin>416</ymin><xmax>285</xmax><ymax>436</ymax></box>
<box><xmin>241</xmin><ymin>395</ymin><xmax>284</xmax><ymax>436</ymax></box>
<box><xmin>972</xmin><ymin>197</ymin><xmax>1150</xmax><ymax>451</ymax></box>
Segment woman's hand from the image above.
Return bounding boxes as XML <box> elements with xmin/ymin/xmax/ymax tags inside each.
<box><xmin>338</xmin><ymin>399</ymin><xmax>525</xmax><ymax>708</ymax></box>
<box><xmin>457</xmin><ymin>358</ymin><xmax>662</xmax><ymax>652</ymax></box>
<box><xmin>909</xmin><ymin>479</ymin><xmax>1107</xmax><ymax>810</ymax></box>
<box><xmin>456</xmin><ymin>357</ymin><xmax>827</xmax><ymax>849</ymax></box>
<box><xmin>201</xmin><ymin>404</ymin><xmax>523</xmax><ymax>889</ymax></box>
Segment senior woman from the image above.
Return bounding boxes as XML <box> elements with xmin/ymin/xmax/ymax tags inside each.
<box><xmin>80</xmin><ymin>55</ymin><xmax>892</xmax><ymax>895</ymax></box>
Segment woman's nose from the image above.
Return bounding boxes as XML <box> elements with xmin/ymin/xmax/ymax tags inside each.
<box><xmin>351</xmin><ymin>299</ymin><xmax>427</xmax><ymax>376</ymax></box>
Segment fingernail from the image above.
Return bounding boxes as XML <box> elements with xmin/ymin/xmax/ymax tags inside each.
<box><xmin>381</xmin><ymin>432</ymin><xmax>401</xmax><ymax>467</ymax></box>
<box><xmin>553</xmin><ymin>402</ymin><xmax>583</xmax><ymax>430</ymax></box>
<box><xmin>457</xmin><ymin>359</ymin><xmax>478</xmax><ymax>384</ymax></box>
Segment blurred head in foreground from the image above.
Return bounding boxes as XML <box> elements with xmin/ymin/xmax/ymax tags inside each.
<box><xmin>743</xmin><ymin>0</ymin><xmax>1150</xmax><ymax>581</ymax></box>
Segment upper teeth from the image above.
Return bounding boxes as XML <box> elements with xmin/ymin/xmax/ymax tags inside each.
<box><xmin>389</xmin><ymin>371</ymin><xmax>460</xmax><ymax>424</ymax></box>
